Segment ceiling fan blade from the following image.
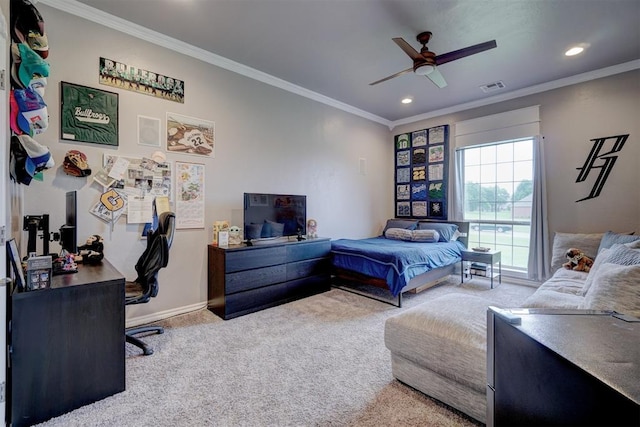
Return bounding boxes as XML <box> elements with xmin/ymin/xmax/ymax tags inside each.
<box><xmin>435</xmin><ymin>40</ymin><xmax>497</xmax><ymax>66</ymax></box>
<box><xmin>426</xmin><ymin>67</ymin><xmax>447</xmax><ymax>88</ymax></box>
<box><xmin>369</xmin><ymin>67</ymin><xmax>413</xmax><ymax>86</ymax></box>
<box><xmin>392</xmin><ymin>37</ymin><xmax>423</xmax><ymax>60</ymax></box>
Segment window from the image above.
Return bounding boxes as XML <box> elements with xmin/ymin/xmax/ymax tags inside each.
<box><xmin>459</xmin><ymin>138</ymin><xmax>534</xmax><ymax>276</ymax></box>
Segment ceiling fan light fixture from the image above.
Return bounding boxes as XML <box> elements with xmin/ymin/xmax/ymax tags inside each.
<box><xmin>414</xmin><ymin>64</ymin><xmax>435</xmax><ymax>76</ymax></box>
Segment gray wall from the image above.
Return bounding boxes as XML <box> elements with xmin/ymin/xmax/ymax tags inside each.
<box><xmin>394</xmin><ymin>70</ymin><xmax>640</xmax><ymax>239</ymax></box>
<box><xmin>20</xmin><ymin>6</ymin><xmax>640</xmax><ymax>324</ymax></box>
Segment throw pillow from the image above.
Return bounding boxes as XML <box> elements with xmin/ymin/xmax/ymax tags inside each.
<box><xmin>597</xmin><ymin>231</ymin><xmax>639</xmax><ymax>254</ymax></box>
<box><xmin>382</xmin><ymin>219</ymin><xmax>418</xmax><ymax>235</ymax></box>
<box><xmin>550</xmin><ymin>232</ymin><xmax>604</xmax><ymax>273</ymax></box>
<box><xmin>384</xmin><ymin>228</ymin><xmax>413</xmax><ymax>241</ymax></box>
<box><xmin>580</xmin><ymin>263</ymin><xmax>640</xmax><ymax>318</ymax></box>
<box><xmin>580</xmin><ymin>244</ymin><xmax>640</xmax><ymax>296</ymax></box>
<box><xmin>411</xmin><ymin>229</ymin><xmax>440</xmax><ymax>242</ymax></box>
<box><xmin>416</xmin><ymin>222</ymin><xmax>459</xmax><ymax>242</ymax></box>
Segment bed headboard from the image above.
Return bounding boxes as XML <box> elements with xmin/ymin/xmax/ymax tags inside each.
<box><xmin>417</xmin><ymin>219</ymin><xmax>469</xmax><ymax>248</ymax></box>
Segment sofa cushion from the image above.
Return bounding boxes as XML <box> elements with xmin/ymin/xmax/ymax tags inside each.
<box><xmin>521</xmin><ymin>268</ymin><xmax>587</xmax><ymax>309</ymax></box>
<box><xmin>385</xmin><ymin>294</ymin><xmax>493</xmax><ymax>393</ymax></box>
<box><xmin>550</xmin><ymin>232</ymin><xmax>604</xmax><ymax>273</ymax></box>
<box><xmin>597</xmin><ymin>231</ymin><xmax>639</xmax><ymax>254</ymax></box>
<box><xmin>580</xmin><ymin>263</ymin><xmax>640</xmax><ymax>318</ymax></box>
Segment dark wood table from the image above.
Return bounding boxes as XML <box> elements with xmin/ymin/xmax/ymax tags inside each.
<box><xmin>7</xmin><ymin>259</ymin><xmax>126</xmax><ymax>427</ymax></box>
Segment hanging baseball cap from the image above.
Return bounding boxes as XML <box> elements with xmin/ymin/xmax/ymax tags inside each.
<box><xmin>19</xmin><ymin>134</ymin><xmax>54</xmax><ymax>170</ymax></box>
<box><xmin>15</xmin><ymin>43</ymin><xmax>50</xmax><ymax>88</ymax></box>
<box><xmin>10</xmin><ymin>135</ymin><xmax>54</xmax><ymax>185</ymax></box>
<box><xmin>11</xmin><ymin>0</ymin><xmax>46</xmax><ymax>41</ymax></box>
<box><xmin>12</xmin><ymin>87</ymin><xmax>48</xmax><ymax>135</ymax></box>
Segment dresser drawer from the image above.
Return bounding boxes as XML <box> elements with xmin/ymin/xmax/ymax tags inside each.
<box><xmin>226</xmin><ymin>264</ymin><xmax>287</xmax><ymax>293</ymax></box>
<box><xmin>225</xmin><ymin>246</ymin><xmax>286</xmax><ymax>273</ymax></box>
<box><xmin>286</xmin><ymin>239</ymin><xmax>330</xmax><ymax>263</ymax></box>
<box><xmin>286</xmin><ymin>258</ymin><xmax>330</xmax><ymax>281</ymax></box>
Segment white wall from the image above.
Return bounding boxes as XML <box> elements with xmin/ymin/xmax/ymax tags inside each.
<box><xmin>23</xmin><ymin>6</ymin><xmax>392</xmax><ymax>322</ymax></box>
<box><xmin>394</xmin><ymin>70</ymin><xmax>640</xmax><ymax>240</ymax></box>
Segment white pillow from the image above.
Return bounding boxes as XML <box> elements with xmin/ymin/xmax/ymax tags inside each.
<box><xmin>384</xmin><ymin>228</ymin><xmax>413</xmax><ymax>241</ymax></box>
<box><xmin>580</xmin><ymin>263</ymin><xmax>640</xmax><ymax>318</ymax></box>
<box><xmin>550</xmin><ymin>232</ymin><xmax>604</xmax><ymax>273</ymax></box>
<box><xmin>411</xmin><ymin>229</ymin><xmax>440</xmax><ymax>242</ymax></box>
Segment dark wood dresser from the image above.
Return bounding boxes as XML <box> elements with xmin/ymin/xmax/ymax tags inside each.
<box><xmin>207</xmin><ymin>237</ymin><xmax>331</xmax><ymax>319</ymax></box>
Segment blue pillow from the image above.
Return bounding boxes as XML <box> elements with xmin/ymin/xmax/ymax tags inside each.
<box><xmin>417</xmin><ymin>222</ymin><xmax>458</xmax><ymax>242</ymax></box>
<box><xmin>246</xmin><ymin>223</ymin><xmax>263</xmax><ymax>240</ymax></box>
<box><xmin>382</xmin><ymin>219</ymin><xmax>418</xmax><ymax>235</ymax></box>
<box><xmin>597</xmin><ymin>231</ymin><xmax>639</xmax><ymax>254</ymax></box>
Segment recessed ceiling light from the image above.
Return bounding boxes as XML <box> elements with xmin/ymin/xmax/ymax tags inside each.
<box><xmin>565</xmin><ymin>43</ymin><xmax>590</xmax><ymax>56</ymax></box>
<box><xmin>401</xmin><ymin>97</ymin><xmax>413</xmax><ymax>104</ymax></box>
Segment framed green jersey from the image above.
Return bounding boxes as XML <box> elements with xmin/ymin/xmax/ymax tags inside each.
<box><xmin>61</xmin><ymin>81</ymin><xmax>119</xmax><ymax>146</ymax></box>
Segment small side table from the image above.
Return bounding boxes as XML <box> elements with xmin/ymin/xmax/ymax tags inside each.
<box><xmin>461</xmin><ymin>249</ymin><xmax>501</xmax><ymax>288</ymax></box>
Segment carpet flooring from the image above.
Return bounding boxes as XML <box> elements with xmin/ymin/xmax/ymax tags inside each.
<box><xmin>37</xmin><ymin>276</ymin><xmax>535</xmax><ymax>427</ymax></box>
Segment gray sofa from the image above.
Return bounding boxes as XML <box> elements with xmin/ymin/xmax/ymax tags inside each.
<box><xmin>384</xmin><ymin>232</ymin><xmax>640</xmax><ymax>423</ymax></box>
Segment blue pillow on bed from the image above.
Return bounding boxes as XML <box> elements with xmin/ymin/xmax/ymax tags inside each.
<box><xmin>417</xmin><ymin>222</ymin><xmax>459</xmax><ymax>242</ymax></box>
<box><xmin>382</xmin><ymin>219</ymin><xmax>419</xmax><ymax>235</ymax></box>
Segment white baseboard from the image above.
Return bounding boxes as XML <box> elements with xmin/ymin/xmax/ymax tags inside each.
<box><xmin>126</xmin><ymin>302</ymin><xmax>207</xmax><ymax>328</ymax></box>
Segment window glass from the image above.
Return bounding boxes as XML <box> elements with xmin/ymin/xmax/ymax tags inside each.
<box><xmin>462</xmin><ymin>138</ymin><xmax>534</xmax><ymax>273</ymax></box>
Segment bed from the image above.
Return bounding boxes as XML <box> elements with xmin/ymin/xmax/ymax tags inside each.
<box><xmin>331</xmin><ymin>219</ymin><xmax>469</xmax><ymax>306</ymax></box>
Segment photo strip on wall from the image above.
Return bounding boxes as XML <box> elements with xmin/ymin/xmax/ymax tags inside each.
<box><xmin>394</xmin><ymin>125</ymin><xmax>449</xmax><ymax>219</ymax></box>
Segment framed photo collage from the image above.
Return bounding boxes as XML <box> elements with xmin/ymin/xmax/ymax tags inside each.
<box><xmin>394</xmin><ymin>125</ymin><xmax>449</xmax><ymax>219</ymax></box>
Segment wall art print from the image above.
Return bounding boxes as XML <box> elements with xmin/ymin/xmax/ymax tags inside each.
<box><xmin>99</xmin><ymin>57</ymin><xmax>185</xmax><ymax>103</ymax></box>
<box><xmin>166</xmin><ymin>112</ymin><xmax>215</xmax><ymax>158</ymax></box>
<box><xmin>175</xmin><ymin>161</ymin><xmax>205</xmax><ymax>229</ymax></box>
<box><xmin>60</xmin><ymin>82</ymin><xmax>118</xmax><ymax>146</ymax></box>
<box><xmin>394</xmin><ymin>125</ymin><xmax>449</xmax><ymax>219</ymax></box>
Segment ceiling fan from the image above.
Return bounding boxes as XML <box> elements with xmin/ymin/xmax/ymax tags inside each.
<box><xmin>370</xmin><ymin>31</ymin><xmax>497</xmax><ymax>89</ymax></box>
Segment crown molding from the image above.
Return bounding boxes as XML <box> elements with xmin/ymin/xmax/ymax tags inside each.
<box><xmin>40</xmin><ymin>0</ymin><xmax>392</xmax><ymax>127</ymax></box>
<box><xmin>42</xmin><ymin>1</ymin><xmax>639</xmax><ymax>132</ymax></box>
<box><xmin>390</xmin><ymin>60</ymin><xmax>640</xmax><ymax>130</ymax></box>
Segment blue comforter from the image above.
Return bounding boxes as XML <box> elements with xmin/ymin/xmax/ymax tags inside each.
<box><xmin>331</xmin><ymin>237</ymin><xmax>465</xmax><ymax>296</ymax></box>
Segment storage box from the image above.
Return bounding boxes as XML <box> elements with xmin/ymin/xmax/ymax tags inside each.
<box><xmin>26</xmin><ymin>255</ymin><xmax>52</xmax><ymax>290</ymax></box>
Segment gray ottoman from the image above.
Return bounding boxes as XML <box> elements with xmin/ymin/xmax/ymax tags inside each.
<box><xmin>384</xmin><ymin>293</ymin><xmax>493</xmax><ymax>423</ymax></box>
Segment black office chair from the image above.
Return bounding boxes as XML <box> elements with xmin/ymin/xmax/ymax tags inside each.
<box><xmin>125</xmin><ymin>211</ymin><xmax>175</xmax><ymax>355</ymax></box>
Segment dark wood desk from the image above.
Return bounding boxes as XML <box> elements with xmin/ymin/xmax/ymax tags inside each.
<box><xmin>487</xmin><ymin>308</ymin><xmax>640</xmax><ymax>426</ymax></box>
<box><xmin>7</xmin><ymin>259</ymin><xmax>126</xmax><ymax>427</ymax></box>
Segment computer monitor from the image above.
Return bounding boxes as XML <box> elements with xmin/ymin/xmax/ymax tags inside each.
<box><xmin>60</xmin><ymin>191</ymin><xmax>77</xmax><ymax>254</ymax></box>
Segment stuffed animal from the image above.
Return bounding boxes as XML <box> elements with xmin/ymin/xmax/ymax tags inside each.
<box><xmin>562</xmin><ymin>247</ymin><xmax>594</xmax><ymax>272</ymax></box>
<box><xmin>76</xmin><ymin>234</ymin><xmax>105</xmax><ymax>265</ymax></box>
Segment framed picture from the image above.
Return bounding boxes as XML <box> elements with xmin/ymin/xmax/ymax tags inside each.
<box><xmin>60</xmin><ymin>81</ymin><xmax>119</xmax><ymax>146</ymax></box>
<box><xmin>137</xmin><ymin>115</ymin><xmax>161</xmax><ymax>147</ymax></box>
<box><xmin>6</xmin><ymin>238</ymin><xmax>26</xmax><ymax>292</ymax></box>
<box><xmin>166</xmin><ymin>112</ymin><xmax>215</xmax><ymax>158</ymax></box>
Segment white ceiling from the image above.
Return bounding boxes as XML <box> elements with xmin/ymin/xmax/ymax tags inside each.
<box><xmin>55</xmin><ymin>0</ymin><xmax>640</xmax><ymax>126</ymax></box>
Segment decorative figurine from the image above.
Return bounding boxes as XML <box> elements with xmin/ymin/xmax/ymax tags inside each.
<box><xmin>228</xmin><ymin>225</ymin><xmax>243</xmax><ymax>245</ymax></box>
<box><xmin>307</xmin><ymin>218</ymin><xmax>318</xmax><ymax>238</ymax></box>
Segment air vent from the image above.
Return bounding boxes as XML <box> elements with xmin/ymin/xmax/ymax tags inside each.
<box><xmin>480</xmin><ymin>81</ymin><xmax>506</xmax><ymax>93</ymax></box>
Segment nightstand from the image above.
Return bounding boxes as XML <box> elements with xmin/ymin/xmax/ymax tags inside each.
<box><xmin>461</xmin><ymin>249</ymin><xmax>501</xmax><ymax>288</ymax></box>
